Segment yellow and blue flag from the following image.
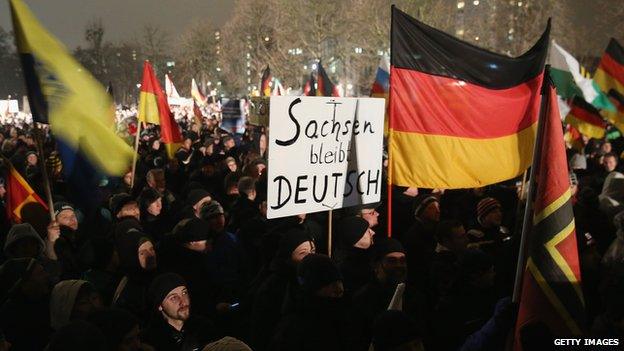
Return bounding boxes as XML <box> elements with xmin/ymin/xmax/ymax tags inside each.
<box><xmin>10</xmin><ymin>0</ymin><xmax>133</xmax><ymax>208</ymax></box>
<box><xmin>9</xmin><ymin>0</ymin><xmax>133</xmax><ymax>177</ymax></box>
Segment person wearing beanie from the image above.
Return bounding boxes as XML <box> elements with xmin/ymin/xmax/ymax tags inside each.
<box><xmin>250</xmin><ymin>227</ymin><xmax>315</xmax><ymax>351</ymax></box>
<box><xmin>333</xmin><ymin>216</ymin><xmax>375</xmax><ymax>294</ymax></box>
<box><xmin>53</xmin><ymin>202</ymin><xmax>78</xmax><ymax>231</ymax></box>
<box><xmin>186</xmin><ymin>188</ymin><xmax>212</xmax><ymax>219</ymax></box>
<box><xmin>159</xmin><ymin>218</ymin><xmax>226</xmax><ymax>317</ymax></box>
<box><xmin>110</xmin><ymin>193</ymin><xmax>140</xmax><ymax>221</ymax></box>
<box><xmin>142</xmin><ymin>273</ymin><xmax>218</xmax><ymax>351</ymax></box>
<box><xmin>401</xmin><ymin>193</ymin><xmax>440</xmax><ymax>289</ymax></box>
<box><xmin>50</xmin><ymin>280</ymin><xmax>103</xmax><ymax>331</ymax></box>
<box><xmin>372</xmin><ymin>310</ymin><xmax>424</xmax><ymax>351</ymax></box>
<box><xmin>139</xmin><ymin>187</ymin><xmax>170</xmax><ymax>242</ymax></box>
<box><xmin>349</xmin><ymin>238</ymin><xmax>427</xmax><ymax>351</ymax></box>
<box><xmin>272</xmin><ymin>254</ymin><xmax>347</xmax><ymax>351</ymax></box>
<box><xmin>112</xmin><ymin>230</ymin><xmax>158</xmax><ymax>322</ymax></box>
<box><xmin>469</xmin><ymin>197</ymin><xmax>509</xmax><ymax>244</ymax></box>
<box><xmin>0</xmin><ymin>258</ymin><xmax>52</xmax><ymax>351</ymax></box>
<box><xmin>201</xmin><ymin>200</ymin><xmax>245</xmax><ymax>310</ymax></box>
<box><xmin>226</xmin><ymin>176</ymin><xmax>259</xmax><ymax>234</ymax></box>
<box><xmin>3</xmin><ymin>223</ymin><xmax>46</xmax><ymax>260</ymax></box>
<box><xmin>145</xmin><ymin>169</ymin><xmax>178</xmax><ymax>214</ymax></box>
<box><xmin>467</xmin><ymin>197</ymin><xmax>512</xmax><ymax>286</ymax></box>
<box><xmin>88</xmin><ymin>307</ymin><xmax>142</xmax><ymax>351</ymax></box>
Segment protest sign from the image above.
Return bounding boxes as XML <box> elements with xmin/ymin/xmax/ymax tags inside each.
<box><xmin>267</xmin><ymin>96</ymin><xmax>384</xmax><ymax>219</ymax></box>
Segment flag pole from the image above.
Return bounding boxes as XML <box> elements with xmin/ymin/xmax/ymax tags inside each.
<box><xmin>130</xmin><ymin>120</ymin><xmax>142</xmax><ymax>189</ymax></box>
<box><xmin>328</xmin><ymin>209</ymin><xmax>333</xmax><ymax>257</ymax></box>
<box><xmin>512</xmin><ymin>66</ymin><xmax>552</xmax><ymax>303</ymax></box>
<box><xmin>33</xmin><ymin>123</ymin><xmax>55</xmax><ymax>221</ymax></box>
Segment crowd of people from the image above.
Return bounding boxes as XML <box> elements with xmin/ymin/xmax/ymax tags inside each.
<box><xmin>0</xmin><ymin>110</ymin><xmax>622</xmax><ymax>351</ymax></box>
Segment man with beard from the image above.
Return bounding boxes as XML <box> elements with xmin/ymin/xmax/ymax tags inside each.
<box><xmin>142</xmin><ymin>273</ymin><xmax>218</xmax><ymax>351</ymax></box>
<box><xmin>400</xmin><ymin>194</ymin><xmax>440</xmax><ymax>288</ymax></box>
<box><xmin>348</xmin><ymin>239</ymin><xmax>427</xmax><ymax>351</ymax></box>
<box><xmin>271</xmin><ymin>254</ymin><xmax>347</xmax><ymax>351</ymax></box>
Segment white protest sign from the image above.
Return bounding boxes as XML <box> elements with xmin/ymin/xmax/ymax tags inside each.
<box><xmin>267</xmin><ymin>96</ymin><xmax>385</xmax><ymax>219</ymax></box>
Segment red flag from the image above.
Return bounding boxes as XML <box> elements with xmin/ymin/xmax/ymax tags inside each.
<box><xmin>138</xmin><ymin>60</ymin><xmax>183</xmax><ymax>158</ymax></box>
<box><xmin>6</xmin><ymin>163</ymin><xmax>48</xmax><ymax>222</ymax></box>
<box><xmin>514</xmin><ymin>85</ymin><xmax>584</xmax><ymax>348</ymax></box>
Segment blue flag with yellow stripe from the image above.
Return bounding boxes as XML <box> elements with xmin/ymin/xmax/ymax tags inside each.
<box><xmin>9</xmin><ymin>0</ymin><xmax>133</xmax><ymax>177</ymax></box>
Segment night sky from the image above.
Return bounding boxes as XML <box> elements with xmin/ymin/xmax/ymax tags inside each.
<box><xmin>0</xmin><ymin>0</ymin><xmax>235</xmax><ymax>48</ymax></box>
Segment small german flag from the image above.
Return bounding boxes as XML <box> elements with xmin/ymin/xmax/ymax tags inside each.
<box><xmin>602</xmin><ymin>89</ymin><xmax>624</xmax><ymax>132</ymax></box>
<box><xmin>564</xmin><ymin>96</ymin><xmax>607</xmax><ymax>139</ymax></box>
<box><xmin>5</xmin><ymin>162</ymin><xmax>48</xmax><ymax>222</ymax></box>
<box><xmin>594</xmin><ymin>38</ymin><xmax>624</xmax><ymax>96</ymax></box>
<box><xmin>303</xmin><ymin>73</ymin><xmax>316</xmax><ymax>96</ymax></box>
<box><xmin>261</xmin><ymin>65</ymin><xmax>272</xmax><ymax>97</ymax></box>
<box><xmin>316</xmin><ymin>62</ymin><xmax>339</xmax><ymax>97</ymax></box>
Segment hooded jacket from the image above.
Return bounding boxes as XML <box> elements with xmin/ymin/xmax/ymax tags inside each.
<box><xmin>3</xmin><ymin>223</ymin><xmax>45</xmax><ymax>258</ymax></box>
<box><xmin>50</xmin><ymin>279</ymin><xmax>89</xmax><ymax>331</ymax></box>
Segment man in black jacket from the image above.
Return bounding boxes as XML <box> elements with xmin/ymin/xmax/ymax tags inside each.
<box><xmin>142</xmin><ymin>273</ymin><xmax>218</xmax><ymax>351</ymax></box>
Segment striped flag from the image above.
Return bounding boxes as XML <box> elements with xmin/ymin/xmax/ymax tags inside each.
<box><xmin>261</xmin><ymin>65</ymin><xmax>272</xmax><ymax>97</ymax></box>
<box><xmin>191</xmin><ymin>78</ymin><xmax>207</xmax><ymax>106</ymax></box>
<box><xmin>549</xmin><ymin>40</ymin><xmax>614</xmax><ymax>111</ymax></box>
<box><xmin>5</xmin><ymin>162</ymin><xmax>48</xmax><ymax>222</ymax></box>
<box><xmin>303</xmin><ymin>73</ymin><xmax>316</xmax><ymax>96</ymax></box>
<box><xmin>602</xmin><ymin>89</ymin><xmax>624</xmax><ymax>132</ymax></box>
<box><xmin>564</xmin><ymin>96</ymin><xmax>607</xmax><ymax>139</ymax></box>
<box><xmin>594</xmin><ymin>38</ymin><xmax>624</xmax><ymax>97</ymax></box>
<box><xmin>272</xmin><ymin>78</ymin><xmax>285</xmax><ymax>96</ymax></box>
<box><xmin>389</xmin><ymin>7</ymin><xmax>548</xmax><ymax>188</ymax></box>
<box><xmin>371</xmin><ymin>56</ymin><xmax>390</xmax><ymax>135</ymax></box>
<box><xmin>138</xmin><ymin>61</ymin><xmax>182</xmax><ymax>158</ymax></box>
<box><xmin>316</xmin><ymin>62</ymin><xmax>340</xmax><ymax>97</ymax></box>
<box><xmin>515</xmin><ymin>85</ymin><xmax>584</xmax><ymax>348</ymax></box>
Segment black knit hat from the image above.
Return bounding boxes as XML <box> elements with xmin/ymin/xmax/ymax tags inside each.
<box><xmin>372</xmin><ymin>310</ymin><xmax>420</xmax><ymax>351</ymax></box>
<box><xmin>412</xmin><ymin>194</ymin><xmax>438</xmax><ymax>218</ymax></box>
<box><xmin>297</xmin><ymin>254</ymin><xmax>342</xmax><ymax>293</ymax></box>
<box><xmin>186</xmin><ymin>188</ymin><xmax>211</xmax><ymax>207</ymax></box>
<box><xmin>148</xmin><ymin>273</ymin><xmax>187</xmax><ymax>307</ymax></box>
<box><xmin>373</xmin><ymin>238</ymin><xmax>405</xmax><ymax>262</ymax></box>
<box><xmin>138</xmin><ymin>188</ymin><xmax>161</xmax><ymax>211</ymax></box>
<box><xmin>173</xmin><ymin>218</ymin><xmax>213</xmax><ymax>243</ymax></box>
<box><xmin>337</xmin><ymin>216</ymin><xmax>369</xmax><ymax>248</ymax></box>
<box><xmin>275</xmin><ymin>227</ymin><xmax>314</xmax><ymax>260</ymax></box>
<box><xmin>53</xmin><ymin>201</ymin><xmax>75</xmax><ymax>218</ymax></box>
<box><xmin>109</xmin><ymin>193</ymin><xmax>136</xmax><ymax>216</ymax></box>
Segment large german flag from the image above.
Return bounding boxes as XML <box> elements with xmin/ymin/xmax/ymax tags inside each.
<box><xmin>594</xmin><ymin>38</ymin><xmax>624</xmax><ymax>96</ymax></box>
<box><xmin>515</xmin><ymin>86</ymin><xmax>584</xmax><ymax>349</ymax></box>
<box><xmin>389</xmin><ymin>7</ymin><xmax>549</xmax><ymax>189</ymax></box>
<box><xmin>564</xmin><ymin>96</ymin><xmax>607</xmax><ymax>139</ymax></box>
<box><xmin>138</xmin><ymin>60</ymin><xmax>183</xmax><ymax>158</ymax></box>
